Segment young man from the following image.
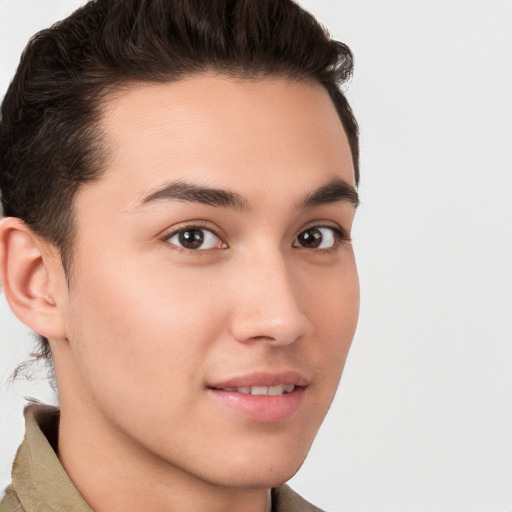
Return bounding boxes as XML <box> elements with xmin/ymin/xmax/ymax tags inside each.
<box><xmin>0</xmin><ymin>1</ymin><xmax>360</xmax><ymax>511</ymax></box>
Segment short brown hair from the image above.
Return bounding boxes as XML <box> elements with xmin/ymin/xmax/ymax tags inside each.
<box><xmin>0</xmin><ymin>0</ymin><xmax>359</xmax><ymax>363</ymax></box>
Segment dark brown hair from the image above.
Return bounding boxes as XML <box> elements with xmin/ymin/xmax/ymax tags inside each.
<box><xmin>0</xmin><ymin>0</ymin><xmax>359</xmax><ymax>364</ymax></box>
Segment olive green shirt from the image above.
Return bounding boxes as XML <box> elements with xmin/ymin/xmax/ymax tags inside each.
<box><xmin>1</xmin><ymin>405</ymin><xmax>324</xmax><ymax>512</ymax></box>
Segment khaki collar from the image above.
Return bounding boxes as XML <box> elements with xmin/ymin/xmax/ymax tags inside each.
<box><xmin>11</xmin><ymin>404</ymin><xmax>92</xmax><ymax>512</ymax></box>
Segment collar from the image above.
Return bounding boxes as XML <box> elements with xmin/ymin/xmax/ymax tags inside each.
<box><xmin>11</xmin><ymin>404</ymin><xmax>93</xmax><ymax>512</ymax></box>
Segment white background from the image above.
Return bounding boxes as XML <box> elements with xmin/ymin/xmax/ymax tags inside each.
<box><xmin>1</xmin><ymin>1</ymin><xmax>511</xmax><ymax>511</ymax></box>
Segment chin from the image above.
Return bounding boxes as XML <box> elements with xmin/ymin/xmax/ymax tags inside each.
<box><xmin>210</xmin><ymin>463</ymin><xmax>304</xmax><ymax>490</ymax></box>
<box><xmin>209</xmin><ymin>420</ymin><xmax>321</xmax><ymax>488</ymax></box>
<box><xmin>198</xmin><ymin>443</ymin><xmax>311</xmax><ymax>489</ymax></box>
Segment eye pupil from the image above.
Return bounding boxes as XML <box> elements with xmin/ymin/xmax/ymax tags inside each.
<box><xmin>179</xmin><ymin>229</ymin><xmax>204</xmax><ymax>249</ymax></box>
<box><xmin>298</xmin><ymin>228</ymin><xmax>322</xmax><ymax>248</ymax></box>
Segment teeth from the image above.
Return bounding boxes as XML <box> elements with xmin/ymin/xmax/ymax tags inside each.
<box><xmin>224</xmin><ymin>385</ymin><xmax>296</xmax><ymax>395</ymax></box>
<box><xmin>251</xmin><ymin>385</ymin><xmax>269</xmax><ymax>395</ymax></box>
<box><xmin>268</xmin><ymin>385</ymin><xmax>285</xmax><ymax>396</ymax></box>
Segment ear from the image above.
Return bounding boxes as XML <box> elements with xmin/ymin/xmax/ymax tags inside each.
<box><xmin>0</xmin><ymin>217</ymin><xmax>67</xmax><ymax>340</ymax></box>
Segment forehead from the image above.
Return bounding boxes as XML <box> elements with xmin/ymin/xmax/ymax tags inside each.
<box><xmin>82</xmin><ymin>74</ymin><xmax>354</xmax><ymax>210</ymax></box>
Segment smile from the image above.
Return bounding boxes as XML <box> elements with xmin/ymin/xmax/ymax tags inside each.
<box><xmin>219</xmin><ymin>384</ymin><xmax>296</xmax><ymax>396</ymax></box>
<box><xmin>208</xmin><ymin>372</ymin><xmax>307</xmax><ymax>423</ymax></box>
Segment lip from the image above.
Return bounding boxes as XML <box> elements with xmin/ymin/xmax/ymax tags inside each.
<box><xmin>208</xmin><ymin>371</ymin><xmax>308</xmax><ymax>423</ymax></box>
<box><xmin>209</xmin><ymin>370</ymin><xmax>309</xmax><ymax>389</ymax></box>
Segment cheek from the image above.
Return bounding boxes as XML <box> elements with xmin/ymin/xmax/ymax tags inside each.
<box><xmin>301</xmin><ymin>257</ymin><xmax>359</xmax><ymax>380</ymax></box>
<box><xmin>65</xmin><ymin>257</ymin><xmax>228</xmax><ymax>404</ymax></box>
<box><xmin>304</xmin><ymin>254</ymin><xmax>359</xmax><ymax>333</ymax></box>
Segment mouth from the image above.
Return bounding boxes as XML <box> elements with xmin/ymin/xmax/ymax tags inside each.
<box><xmin>207</xmin><ymin>372</ymin><xmax>308</xmax><ymax>423</ymax></box>
<box><xmin>217</xmin><ymin>384</ymin><xmax>297</xmax><ymax>396</ymax></box>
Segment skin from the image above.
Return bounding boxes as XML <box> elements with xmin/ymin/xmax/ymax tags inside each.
<box><xmin>1</xmin><ymin>75</ymin><xmax>359</xmax><ymax>512</ymax></box>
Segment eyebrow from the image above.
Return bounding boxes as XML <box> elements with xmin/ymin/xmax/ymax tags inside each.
<box><xmin>138</xmin><ymin>177</ymin><xmax>359</xmax><ymax>211</ymax></box>
<box><xmin>141</xmin><ymin>181</ymin><xmax>249</xmax><ymax>211</ymax></box>
<box><xmin>297</xmin><ymin>178</ymin><xmax>359</xmax><ymax>209</ymax></box>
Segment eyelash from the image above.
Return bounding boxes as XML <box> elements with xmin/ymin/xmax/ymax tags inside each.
<box><xmin>293</xmin><ymin>225</ymin><xmax>350</xmax><ymax>252</ymax></box>
<box><xmin>162</xmin><ymin>221</ymin><xmax>225</xmax><ymax>254</ymax></box>
<box><xmin>162</xmin><ymin>222</ymin><xmax>350</xmax><ymax>254</ymax></box>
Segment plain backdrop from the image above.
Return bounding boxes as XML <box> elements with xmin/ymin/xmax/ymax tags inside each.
<box><xmin>1</xmin><ymin>1</ymin><xmax>511</xmax><ymax>511</ymax></box>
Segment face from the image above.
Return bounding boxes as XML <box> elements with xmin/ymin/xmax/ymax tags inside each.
<box><xmin>56</xmin><ymin>75</ymin><xmax>359</xmax><ymax>488</ymax></box>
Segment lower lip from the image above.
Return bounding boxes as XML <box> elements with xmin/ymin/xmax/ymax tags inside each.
<box><xmin>208</xmin><ymin>387</ymin><xmax>305</xmax><ymax>423</ymax></box>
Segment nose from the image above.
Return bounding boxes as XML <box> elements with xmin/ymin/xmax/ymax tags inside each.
<box><xmin>228</xmin><ymin>251</ymin><xmax>311</xmax><ymax>346</ymax></box>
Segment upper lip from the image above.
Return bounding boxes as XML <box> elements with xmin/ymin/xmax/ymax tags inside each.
<box><xmin>209</xmin><ymin>370</ymin><xmax>309</xmax><ymax>389</ymax></box>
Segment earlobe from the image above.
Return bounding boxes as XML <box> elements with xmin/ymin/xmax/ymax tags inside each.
<box><xmin>0</xmin><ymin>217</ymin><xmax>67</xmax><ymax>340</ymax></box>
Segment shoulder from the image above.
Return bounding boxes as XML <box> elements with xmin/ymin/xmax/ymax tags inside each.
<box><xmin>0</xmin><ymin>485</ymin><xmax>24</xmax><ymax>512</ymax></box>
<box><xmin>272</xmin><ymin>484</ymin><xmax>326</xmax><ymax>512</ymax></box>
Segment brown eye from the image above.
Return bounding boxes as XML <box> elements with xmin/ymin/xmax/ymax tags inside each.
<box><xmin>293</xmin><ymin>227</ymin><xmax>338</xmax><ymax>249</ymax></box>
<box><xmin>167</xmin><ymin>228</ymin><xmax>226</xmax><ymax>250</ymax></box>
<box><xmin>178</xmin><ymin>229</ymin><xmax>204</xmax><ymax>249</ymax></box>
